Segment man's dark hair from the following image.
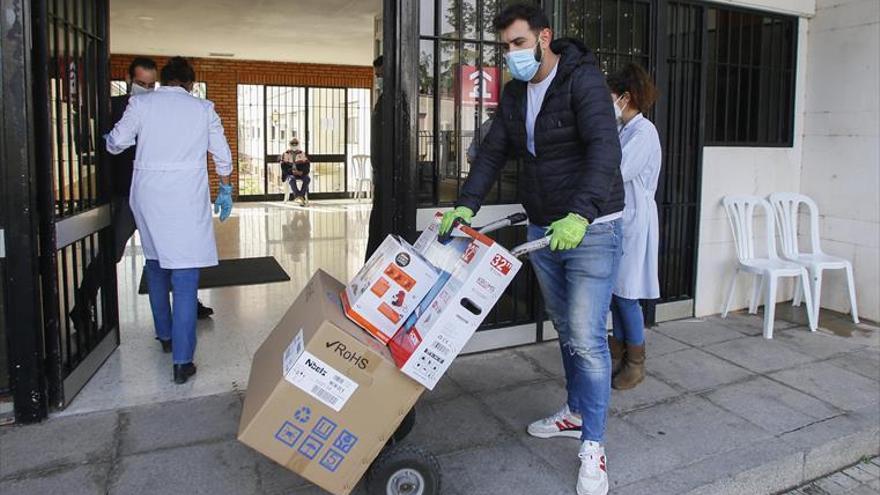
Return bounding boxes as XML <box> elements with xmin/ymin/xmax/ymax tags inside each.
<box><xmin>160</xmin><ymin>56</ymin><xmax>195</xmax><ymax>85</ymax></box>
<box><xmin>128</xmin><ymin>57</ymin><xmax>157</xmax><ymax>79</ymax></box>
<box><xmin>372</xmin><ymin>55</ymin><xmax>384</xmax><ymax>69</ymax></box>
<box><xmin>493</xmin><ymin>4</ymin><xmax>550</xmax><ymax>32</ymax></box>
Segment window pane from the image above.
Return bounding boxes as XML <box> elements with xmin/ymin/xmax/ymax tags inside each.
<box><xmin>438</xmin><ymin>40</ymin><xmax>458</xmax><ymax>204</ymax></box>
<box><xmin>418</xmin><ymin>39</ymin><xmax>436</xmax><ymax>206</ymax></box>
<box><xmin>440</xmin><ymin>0</ymin><xmax>458</xmax><ymax>38</ymax></box>
<box><xmin>420</xmin><ymin>0</ymin><xmax>434</xmax><ymax>36</ymax></box>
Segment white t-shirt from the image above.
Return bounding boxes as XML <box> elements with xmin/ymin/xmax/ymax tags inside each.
<box><xmin>526</xmin><ymin>61</ymin><xmax>559</xmax><ymax>156</ymax></box>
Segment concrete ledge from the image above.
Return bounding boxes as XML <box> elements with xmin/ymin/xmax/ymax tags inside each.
<box><xmin>616</xmin><ymin>408</ymin><xmax>880</xmax><ymax>495</ymax></box>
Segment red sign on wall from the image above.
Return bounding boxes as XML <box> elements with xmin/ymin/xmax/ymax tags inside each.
<box><xmin>459</xmin><ymin>65</ymin><xmax>500</xmax><ymax>107</ymax></box>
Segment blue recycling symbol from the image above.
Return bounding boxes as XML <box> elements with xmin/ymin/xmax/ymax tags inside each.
<box><xmin>294</xmin><ymin>406</ymin><xmax>311</xmax><ymax>424</ymax></box>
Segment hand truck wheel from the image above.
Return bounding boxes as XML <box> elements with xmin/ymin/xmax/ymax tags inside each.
<box><xmin>390</xmin><ymin>408</ymin><xmax>416</xmax><ymax>444</ymax></box>
<box><xmin>366</xmin><ymin>445</ymin><xmax>441</xmax><ymax>495</ymax></box>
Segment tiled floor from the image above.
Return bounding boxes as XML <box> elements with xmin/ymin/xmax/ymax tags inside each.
<box><xmin>62</xmin><ymin>201</ymin><xmax>373</xmax><ymax>415</ymax></box>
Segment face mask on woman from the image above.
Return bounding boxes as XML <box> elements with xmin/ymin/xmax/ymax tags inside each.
<box><xmin>505</xmin><ymin>41</ymin><xmax>543</xmax><ymax>82</ymax></box>
<box><xmin>613</xmin><ymin>94</ymin><xmax>628</xmax><ymax>125</ymax></box>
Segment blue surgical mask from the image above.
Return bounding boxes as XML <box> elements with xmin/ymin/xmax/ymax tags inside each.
<box><xmin>505</xmin><ymin>44</ymin><xmax>542</xmax><ymax>82</ymax></box>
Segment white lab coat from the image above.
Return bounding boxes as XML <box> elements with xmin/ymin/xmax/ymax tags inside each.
<box><xmin>106</xmin><ymin>86</ymin><xmax>232</xmax><ymax>269</ymax></box>
<box><xmin>613</xmin><ymin>113</ymin><xmax>661</xmax><ymax>300</ymax></box>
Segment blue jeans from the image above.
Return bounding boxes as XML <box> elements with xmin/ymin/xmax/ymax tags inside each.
<box><xmin>528</xmin><ymin>220</ymin><xmax>622</xmax><ymax>444</ymax></box>
<box><xmin>611</xmin><ymin>295</ymin><xmax>646</xmax><ymax>345</ymax></box>
<box><xmin>288</xmin><ymin>175</ymin><xmax>310</xmax><ymax>196</ymax></box>
<box><xmin>144</xmin><ymin>260</ymin><xmax>200</xmax><ymax>364</ymax></box>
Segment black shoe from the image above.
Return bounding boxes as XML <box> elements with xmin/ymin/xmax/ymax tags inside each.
<box><xmin>155</xmin><ymin>338</ymin><xmax>172</xmax><ymax>353</ymax></box>
<box><xmin>173</xmin><ymin>363</ymin><xmax>197</xmax><ymax>384</ymax></box>
<box><xmin>197</xmin><ymin>300</ymin><xmax>214</xmax><ymax>320</ymax></box>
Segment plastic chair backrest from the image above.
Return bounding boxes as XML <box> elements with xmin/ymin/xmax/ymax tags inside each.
<box><xmin>722</xmin><ymin>195</ymin><xmax>779</xmax><ymax>263</ymax></box>
<box><xmin>768</xmin><ymin>192</ymin><xmax>822</xmax><ymax>258</ymax></box>
<box><xmin>352</xmin><ymin>155</ymin><xmax>370</xmax><ymax>181</ymax></box>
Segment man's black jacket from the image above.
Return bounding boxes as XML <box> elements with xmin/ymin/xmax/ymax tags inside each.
<box><xmin>110</xmin><ymin>94</ymin><xmax>136</xmax><ymax>197</ymax></box>
<box><xmin>457</xmin><ymin>38</ymin><xmax>624</xmax><ymax>226</ymax></box>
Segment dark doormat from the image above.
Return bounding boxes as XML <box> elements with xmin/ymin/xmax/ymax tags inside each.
<box><xmin>138</xmin><ymin>256</ymin><xmax>290</xmax><ymax>294</ymax></box>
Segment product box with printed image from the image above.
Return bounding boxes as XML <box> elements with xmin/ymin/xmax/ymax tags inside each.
<box><xmin>341</xmin><ymin>235</ymin><xmax>439</xmax><ymax>344</ymax></box>
<box><xmin>389</xmin><ymin>216</ymin><xmax>523</xmax><ymax>389</ymax></box>
<box><xmin>238</xmin><ymin>269</ymin><xmax>424</xmax><ymax>495</ymax></box>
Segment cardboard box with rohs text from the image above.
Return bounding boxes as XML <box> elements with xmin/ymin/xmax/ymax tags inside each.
<box><xmin>389</xmin><ymin>216</ymin><xmax>523</xmax><ymax>389</ymax></box>
<box><xmin>238</xmin><ymin>269</ymin><xmax>424</xmax><ymax>495</ymax></box>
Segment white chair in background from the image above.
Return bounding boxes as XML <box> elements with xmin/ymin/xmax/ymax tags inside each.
<box><xmin>768</xmin><ymin>192</ymin><xmax>859</xmax><ymax>324</ymax></box>
<box><xmin>351</xmin><ymin>155</ymin><xmax>373</xmax><ymax>201</ymax></box>
<box><xmin>721</xmin><ymin>195</ymin><xmax>817</xmax><ymax>338</ymax></box>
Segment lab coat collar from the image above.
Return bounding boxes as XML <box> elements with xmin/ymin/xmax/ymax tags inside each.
<box><xmin>621</xmin><ymin>112</ymin><xmax>645</xmax><ymax>132</ymax></box>
<box><xmin>156</xmin><ymin>85</ymin><xmax>190</xmax><ymax>94</ymax></box>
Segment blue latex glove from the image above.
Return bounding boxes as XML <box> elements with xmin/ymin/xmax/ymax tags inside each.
<box><xmin>213</xmin><ymin>183</ymin><xmax>233</xmax><ymax>222</ymax></box>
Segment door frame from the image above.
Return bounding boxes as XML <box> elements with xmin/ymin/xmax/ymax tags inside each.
<box><xmin>238</xmin><ymin>84</ymin><xmax>356</xmax><ymax>201</ymax></box>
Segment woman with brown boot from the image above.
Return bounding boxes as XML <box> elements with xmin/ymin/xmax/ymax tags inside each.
<box><xmin>606</xmin><ymin>64</ymin><xmax>661</xmax><ymax>390</ymax></box>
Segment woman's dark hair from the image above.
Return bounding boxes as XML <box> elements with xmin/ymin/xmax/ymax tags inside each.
<box><xmin>128</xmin><ymin>57</ymin><xmax>157</xmax><ymax>79</ymax></box>
<box><xmin>372</xmin><ymin>55</ymin><xmax>383</xmax><ymax>69</ymax></box>
<box><xmin>160</xmin><ymin>56</ymin><xmax>196</xmax><ymax>85</ymax></box>
<box><xmin>607</xmin><ymin>63</ymin><xmax>658</xmax><ymax>113</ymax></box>
<box><xmin>493</xmin><ymin>3</ymin><xmax>550</xmax><ymax>32</ymax></box>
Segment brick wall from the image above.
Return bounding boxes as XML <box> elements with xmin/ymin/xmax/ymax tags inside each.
<box><xmin>110</xmin><ymin>54</ymin><xmax>374</xmax><ymax>197</ymax></box>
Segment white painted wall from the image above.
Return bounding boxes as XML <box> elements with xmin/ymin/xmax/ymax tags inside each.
<box><xmin>695</xmin><ymin>1</ymin><xmax>880</xmax><ymax>323</ymax></box>
<box><xmin>694</xmin><ymin>19</ymin><xmax>810</xmax><ymax>317</ymax></box>
<box><xmin>799</xmin><ymin>0</ymin><xmax>880</xmax><ymax>321</ymax></box>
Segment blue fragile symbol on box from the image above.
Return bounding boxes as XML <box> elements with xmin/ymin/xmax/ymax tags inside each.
<box><xmin>275</xmin><ymin>421</ymin><xmax>304</xmax><ymax>448</ymax></box>
<box><xmin>298</xmin><ymin>434</ymin><xmax>324</xmax><ymax>460</ymax></box>
<box><xmin>319</xmin><ymin>448</ymin><xmax>346</xmax><ymax>473</ymax></box>
<box><xmin>312</xmin><ymin>416</ymin><xmax>337</xmax><ymax>441</ymax></box>
<box><xmin>332</xmin><ymin>429</ymin><xmax>358</xmax><ymax>454</ymax></box>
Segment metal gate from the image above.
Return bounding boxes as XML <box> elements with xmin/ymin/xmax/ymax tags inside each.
<box><xmin>32</xmin><ymin>0</ymin><xmax>118</xmax><ymax>411</ymax></box>
<box><xmin>654</xmin><ymin>1</ymin><xmax>704</xmax><ymax>311</ymax></box>
<box><xmin>237</xmin><ymin>85</ymin><xmax>371</xmax><ymax>200</ymax></box>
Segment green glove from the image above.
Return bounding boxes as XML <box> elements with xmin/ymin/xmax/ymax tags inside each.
<box><xmin>547</xmin><ymin>213</ymin><xmax>590</xmax><ymax>251</ymax></box>
<box><xmin>439</xmin><ymin>206</ymin><xmax>474</xmax><ymax>236</ymax></box>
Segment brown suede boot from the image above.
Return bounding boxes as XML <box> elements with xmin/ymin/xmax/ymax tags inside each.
<box><xmin>609</xmin><ymin>336</ymin><xmax>626</xmax><ymax>377</ymax></box>
<box><xmin>612</xmin><ymin>343</ymin><xmax>645</xmax><ymax>390</ymax></box>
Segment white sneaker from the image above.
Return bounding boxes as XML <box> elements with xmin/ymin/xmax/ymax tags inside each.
<box><xmin>577</xmin><ymin>441</ymin><xmax>608</xmax><ymax>495</ymax></box>
<box><xmin>527</xmin><ymin>404</ymin><xmax>582</xmax><ymax>439</ymax></box>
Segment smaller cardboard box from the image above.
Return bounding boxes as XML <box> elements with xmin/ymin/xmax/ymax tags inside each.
<box><xmin>389</xmin><ymin>217</ymin><xmax>523</xmax><ymax>389</ymax></box>
<box><xmin>341</xmin><ymin>235</ymin><xmax>439</xmax><ymax>344</ymax></box>
<box><xmin>238</xmin><ymin>270</ymin><xmax>424</xmax><ymax>495</ymax></box>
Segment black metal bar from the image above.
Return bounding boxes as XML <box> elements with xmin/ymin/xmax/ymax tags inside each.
<box><xmin>2</xmin><ymin>0</ymin><xmax>51</xmax><ymax>422</ymax></box>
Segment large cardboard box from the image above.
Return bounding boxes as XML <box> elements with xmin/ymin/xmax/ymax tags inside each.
<box><xmin>341</xmin><ymin>235</ymin><xmax>439</xmax><ymax>344</ymax></box>
<box><xmin>238</xmin><ymin>270</ymin><xmax>424</xmax><ymax>495</ymax></box>
<box><xmin>389</xmin><ymin>217</ymin><xmax>523</xmax><ymax>389</ymax></box>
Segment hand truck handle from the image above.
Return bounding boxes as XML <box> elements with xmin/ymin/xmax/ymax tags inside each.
<box><xmin>475</xmin><ymin>212</ymin><xmax>528</xmax><ymax>234</ymax></box>
<box><xmin>510</xmin><ymin>236</ymin><xmax>551</xmax><ymax>258</ymax></box>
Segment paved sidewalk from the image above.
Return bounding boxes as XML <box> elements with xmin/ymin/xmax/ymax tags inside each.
<box><xmin>0</xmin><ymin>311</ymin><xmax>878</xmax><ymax>494</ymax></box>
<box><xmin>783</xmin><ymin>457</ymin><xmax>879</xmax><ymax>494</ymax></box>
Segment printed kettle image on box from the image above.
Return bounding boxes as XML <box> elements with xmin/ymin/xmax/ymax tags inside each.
<box><xmin>390</xmin><ymin>219</ymin><xmax>522</xmax><ymax>389</ymax></box>
<box><xmin>341</xmin><ymin>235</ymin><xmax>439</xmax><ymax>344</ymax></box>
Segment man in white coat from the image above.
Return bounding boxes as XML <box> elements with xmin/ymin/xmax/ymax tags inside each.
<box><xmin>106</xmin><ymin>56</ymin><xmax>234</xmax><ymax>384</ymax></box>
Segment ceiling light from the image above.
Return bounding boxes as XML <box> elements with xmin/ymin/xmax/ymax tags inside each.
<box><xmin>209</xmin><ymin>52</ymin><xmax>235</xmax><ymax>57</ymax></box>
<box><xmin>136</xmin><ymin>15</ymin><xmax>154</xmax><ymax>21</ymax></box>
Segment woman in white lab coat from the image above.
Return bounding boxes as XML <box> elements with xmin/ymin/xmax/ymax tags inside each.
<box><xmin>106</xmin><ymin>57</ymin><xmax>234</xmax><ymax>384</ymax></box>
<box><xmin>606</xmin><ymin>63</ymin><xmax>661</xmax><ymax>390</ymax></box>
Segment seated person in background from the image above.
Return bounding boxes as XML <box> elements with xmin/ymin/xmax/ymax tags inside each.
<box><xmin>280</xmin><ymin>138</ymin><xmax>311</xmax><ymax>205</ymax></box>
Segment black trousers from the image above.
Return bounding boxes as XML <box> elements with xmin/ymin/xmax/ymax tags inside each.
<box><xmin>74</xmin><ymin>195</ymin><xmax>137</xmax><ymax>313</ymax></box>
<box><xmin>364</xmin><ymin>188</ymin><xmax>385</xmax><ymax>263</ymax></box>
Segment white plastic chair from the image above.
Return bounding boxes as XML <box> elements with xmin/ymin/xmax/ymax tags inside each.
<box><xmin>351</xmin><ymin>155</ymin><xmax>373</xmax><ymax>200</ymax></box>
<box><xmin>721</xmin><ymin>196</ymin><xmax>817</xmax><ymax>338</ymax></box>
<box><xmin>768</xmin><ymin>192</ymin><xmax>859</xmax><ymax>324</ymax></box>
